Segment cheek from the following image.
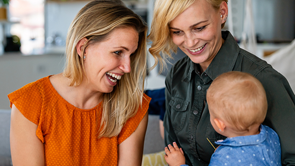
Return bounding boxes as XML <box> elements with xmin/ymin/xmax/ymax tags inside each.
<box><xmin>171</xmin><ymin>35</ymin><xmax>183</xmax><ymax>46</ymax></box>
<box><xmin>200</xmin><ymin>29</ymin><xmax>214</xmax><ymax>42</ymax></box>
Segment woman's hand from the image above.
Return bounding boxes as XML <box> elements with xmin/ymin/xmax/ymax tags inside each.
<box><xmin>118</xmin><ymin>112</ymin><xmax>148</xmax><ymax>166</ymax></box>
<box><xmin>10</xmin><ymin>104</ymin><xmax>45</xmax><ymax>166</ymax></box>
<box><xmin>164</xmin><ymin>142</ymin><xmax>186</xmax><ymax>166</ymax></box>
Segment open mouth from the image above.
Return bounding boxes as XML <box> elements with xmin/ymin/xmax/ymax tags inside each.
<box><xmin>106</xmin><ymin>72</ymin><xmax>122</xmax><ymax>83</ymax></box>
<box><xmin>189</xmin><ymin>44</ymin><xmax>207</xmax><ymax>53</ymax></box>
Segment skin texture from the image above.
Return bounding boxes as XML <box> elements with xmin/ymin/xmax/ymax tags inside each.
<box><xmin>169</xmin><ymin>0</ymin><xmax>227</xmax><ymax>72</ymax></box>
<box><xmin>10</xmin><ymin>26</ymin><xmax>147</xmax><ymax>166</ymax></box>
<box><xmin>165</xmin><ymin>142</ymin><xmax>186</xmax><ymax>166</ymax></box>
<box><xmin>52</xmin><ymin>26</ymin><xmax>139</xmax><ymax>110</ymax></box>
<box><xmin>10</xmin><ymin>104</ymin><xmax>45</xmax><ymax>166</ymax></box>
<box><xmin>118</xmin><ymin>113</ymin><xmax>148</xmax><ymax>166</ymax></box>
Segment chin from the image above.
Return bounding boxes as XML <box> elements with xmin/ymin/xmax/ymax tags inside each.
<box><xmin>190</xmin><ymin>57</ymin><xmax>208</xmax><ymax>64</ymax></box>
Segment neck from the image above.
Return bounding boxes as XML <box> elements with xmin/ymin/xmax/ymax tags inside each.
<box><xmin>71</xmin><ymin>85</ymin><xmax>103</xmax><ymax>109</ymax></box>
<box><xmin>224</xmin><ymin>124</ymin><xmax>261</xmax><ymax>138</ymax></box>
<box><xmin>52</xmin><ymin>73</ymin><xmax>103</xmax><ymax>109</ymax></box>
<box><xmin>199</xmin><ymin>38</ymin><xmax>225</xmax><ymax>73</ymax></box>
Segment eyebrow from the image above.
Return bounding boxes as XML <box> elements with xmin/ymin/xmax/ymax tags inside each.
<box><xmin>114</xmin><ymin>46</ymin><xmax>129</xmax><ymax>51</ymax></box>
<box><xmin>169</xmin><ymin>20</ymin><xmax>208</xmax><ymax>30</ymax></box>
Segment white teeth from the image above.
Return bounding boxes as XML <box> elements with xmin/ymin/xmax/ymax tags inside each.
<box><xmin>109</xmin><ymin>77</ymin><xmax>117</xmax><ymax>83</ymax></box>
<box><xmin>190</xmin><ymin>44</ymin><xmax>205</xmax><ymax>52</ymax></box>
<box><xmin>107</xmin><ymin>72</ymin><xmax>122</xmax><ymax>81</ymax></box>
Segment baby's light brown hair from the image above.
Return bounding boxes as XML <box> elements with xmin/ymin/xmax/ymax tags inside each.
<box><xmin>207</xmin><ymin>71</ymin><xmax>267</xmax><ymax>132</ymax></box>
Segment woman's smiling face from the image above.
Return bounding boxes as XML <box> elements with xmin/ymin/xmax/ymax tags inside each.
<box><xmin>169</xmin><ymin>0</ymin><xmax>227</xmax><ymax>70</ymax></box>
<box><xmin>81</xmin><ymin>26</ymin><xmax>139</xmax><ymax>93</ymax></box>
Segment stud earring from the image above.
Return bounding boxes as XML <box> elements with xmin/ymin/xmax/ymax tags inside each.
<box><xmin>220</xmin><ymin>15</ymin><xmax>222</xmax><ymax>18</ymax></box>
<box><xmin>83</xmin><ymin>56</ymin><xmax>86</xmax><ymax>59</ymax></box>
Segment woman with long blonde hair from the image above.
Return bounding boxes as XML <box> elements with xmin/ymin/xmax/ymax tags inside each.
<box><xmin>9</xmin><ymin>0</ymin><xmax>161</xmax><ymax>165</ymax></box>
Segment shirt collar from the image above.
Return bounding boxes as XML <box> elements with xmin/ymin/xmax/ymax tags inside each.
<box><xmin>182</xmin><ymin>58</ymin><xmax>195</xmax><ymax>82</ymax></box>
<box><xmin>215</xmin><ymin>125</ymin><xmax>267</xmax><ymax>146</ymax></box>
<box><xmin>205</xmin><ymin>31</ymin><xmax>240</xmax><ymax>80</ymax></box>
<box><xmin>182</xmin><ymin>31</ymin><xmax>239</xmax><ymax>82</ymax></box>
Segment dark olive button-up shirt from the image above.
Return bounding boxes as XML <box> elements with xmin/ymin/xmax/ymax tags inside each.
<box><xmin>164</xmin><ymin>31</ymin><xmax>295</xmax><ymax>166</ymax></box>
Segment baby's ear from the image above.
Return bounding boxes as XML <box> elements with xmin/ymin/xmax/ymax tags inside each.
<box><xmin>214</xmin><ymin>118</ymin><xmax>226</xmax><ymax>132</ymax></box>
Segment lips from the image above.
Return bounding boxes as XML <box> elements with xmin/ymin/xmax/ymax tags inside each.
<box><xmin>189</xmin><ymin>44</ymin><xmax>206</xmax><ymax>53</ymax></box>
<box><xmin>187</xmin><ymin>43</ymin><xmax>207</xmax><ymax>55</ymax></box>
<box><xmin>106</xmin><ymin>72</ymin><xmax>122</xmax><ymax>83</ymax></box>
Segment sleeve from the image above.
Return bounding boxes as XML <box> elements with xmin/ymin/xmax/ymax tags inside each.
<box><xmin>257</xmin><ymin>67</ymin><xmax>295</xmax><ymax>166</ymax></box>
<box><xmin>208</xmin><ymin>147</ymin><xmax>231</xmax><ymax>166</ymax></box>
<box><xmin>208</xmin><ymin>153</ymin><xmax>225</xmax><ymax>166</ymax></box>
<box><xmin>7</xmin><ymin>80</ymin><xmax>45</xmax><ymax>143</ymax></box>
<box><xmin>163</xmin><ymin>67</ymin><xmax>178</xmax><ymax>146</ymax></box>
<box><xmin>118</xmin><ymin>94</ymin><xmax>151</xmax><ymax>144</ymax></box>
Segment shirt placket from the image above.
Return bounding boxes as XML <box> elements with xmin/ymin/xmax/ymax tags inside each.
<box><xmin>189</xmin><ymin>72</ymin><xmax>212</xmax><ymax>162</ymax></box>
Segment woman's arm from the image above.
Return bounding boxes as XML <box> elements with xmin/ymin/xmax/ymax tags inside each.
<box><xmin>10</xmin><ymin>104</ymin><xmax>45</xmax><ymax>166</ymax></box>
<box><xmin>118</xmin><ymin>112</ymin><xmax>148</xmax><ymax>166</ymax></box>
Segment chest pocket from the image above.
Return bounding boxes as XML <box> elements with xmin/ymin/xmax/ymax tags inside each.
<box><xmin>169</xmin><ymin>98</ymin><xmax>190</xmax><ymax>132</ymax></box>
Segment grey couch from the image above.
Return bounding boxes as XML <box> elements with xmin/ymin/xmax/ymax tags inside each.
<box><xmin>0</xmin><ymin>110</ymin><xmax>12</xmax><ymax>166</ymax></box>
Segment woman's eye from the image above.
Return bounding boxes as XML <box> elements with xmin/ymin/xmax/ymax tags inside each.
<box><xmin>194</xmin><ymin>26</ymin><xmax>206</xmax><ymax>31</ymax></box>
<box><xmin>172</xmin><ymin>31</ymin><xmax>183</xmax><ymax>35</ymax></box>
<box><xmin>114</xmin><ymin>51</ymin><xmax>122</xmax><ymax>55</ymax></box>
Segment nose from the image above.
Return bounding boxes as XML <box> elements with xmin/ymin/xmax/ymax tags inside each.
<box><xmin>184</xmin><ymin>32</ymin><xmax>197</xmax><ymax>48</ymax></box>
<box><xmin>119</xmin><ymin>56</ymin><xmax>131</xmax><ymax>73</ymax></box>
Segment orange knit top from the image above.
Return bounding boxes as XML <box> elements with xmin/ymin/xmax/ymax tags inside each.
<box><xmin>8</xmin><ymin>76</ymin><xmax>151</xmax><ymax>166</ymax></box>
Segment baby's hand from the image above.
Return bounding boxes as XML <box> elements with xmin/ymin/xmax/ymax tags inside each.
<box><xmin>164</xmin><ymin>142</ymin><xmax>186</xmax><ymax>166</ymax></box>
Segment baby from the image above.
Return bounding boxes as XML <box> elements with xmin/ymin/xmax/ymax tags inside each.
<box><xmin>165</xmin><ymin>71</ymin><xmax>281</xmax><ymax>166</ymax></box>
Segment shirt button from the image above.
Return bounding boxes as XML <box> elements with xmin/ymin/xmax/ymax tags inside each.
<box><xmin>193</xmin><ymin>110</ymin><xmax>198</xmax><ymax>115</ymax></box>
<box><xmin>197</xmin><ymin>85</ymin><xmax>202</xmax><ymax>91</ymax></box>
<box><xmin>176</xmin><ymin>104</ymin><xmax>181</xmax><ymax>109</ymax></box>
<box><xmin>198</xmin><ymin>158</ymin><xmax>201</xmax><ymax>161</ymax></box>
<box><xmin>190</xmin><ymin>135</ymin><xmax>194</xmax><ymax>140</ymax></box>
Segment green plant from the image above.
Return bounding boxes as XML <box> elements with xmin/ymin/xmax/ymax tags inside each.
<box><xmin>1</xmin><ymin>0</ymin><xmax>9</xmax><ymax>6</ymax></box>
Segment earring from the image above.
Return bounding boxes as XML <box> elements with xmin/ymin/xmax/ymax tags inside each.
<box><xmin>83</xmin><ymin>56</ymin><xmax>86</xmax><ymax>59</ymax></box>
<box><xmin>220</xmin><ymin>15</ymin><xmax>222</xmax><ymax>18</ymax></box>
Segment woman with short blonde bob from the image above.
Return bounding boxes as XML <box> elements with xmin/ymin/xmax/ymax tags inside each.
<box><xmin>148</xmin><ymin>0</ymin><xmax>295</xmax><ymax>165</ymax></box>
<box><xmin>9</xmin><ymin>0</ymin><xmax>161</xmax><ymax>165</ymax></box>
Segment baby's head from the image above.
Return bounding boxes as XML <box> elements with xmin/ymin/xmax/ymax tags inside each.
<box><xmin>206</xmin><ymin>71</ymin><xmax>267</xmax><ymax>137</ymax></box>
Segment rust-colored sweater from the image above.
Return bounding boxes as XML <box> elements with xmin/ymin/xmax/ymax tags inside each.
<box><xmin>8</xmin><ymin>76</ymin><xmax>150</xmax><ymax>165</ymax></box>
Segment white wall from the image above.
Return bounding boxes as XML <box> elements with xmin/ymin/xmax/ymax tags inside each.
<box><xmin>0</xmin><ymin>53</ymin><xmax>65</xmax><ymax>109</ymax></box>
<box><xmin>45</xmin><ymin>1</ymin><xmax>88</xmax><ymax>47</ymax></box>
<box><xmin>0</xmin><ymin>51</ymin><xmax>166</xmax><ymax>109</ymax></box>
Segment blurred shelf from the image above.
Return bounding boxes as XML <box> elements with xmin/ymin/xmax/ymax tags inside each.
<box><xmin>0</xmin><ymin>20</ymin><xmax>20</xmax><ymax>24</ymax></box>
<box><xmin>46</xmin><ymin>0</ymin><xmax>90</xmax><ymax>3</ymax></box>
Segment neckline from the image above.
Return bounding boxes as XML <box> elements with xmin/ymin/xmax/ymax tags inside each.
<box><xmin>45</xmin><ymin>75</ymin><xmax>102</xmax><ymax>112</ymax></box>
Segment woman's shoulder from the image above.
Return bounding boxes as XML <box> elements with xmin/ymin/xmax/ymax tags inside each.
<box><xmin>8</xmin><ymin>76</ymin><xmax>51</xmax><ymax>103</ymax></box>
<box><xmin>238</xmin><ymin>49</ymin><xmax>271</xmax><ymax>73</ymax></box>
<box><xmin>166</xmin><ymin>56</ymin><xmax>190</xmax><ymax>80</ymax></box>
<box><xmin>8</xmin><ymin>76</ymin><xmax>53</xmax><ymax>126</ymax></box>
<box><xmin>117</xmin><ymin>93</ymin><xmax>150</xmax><ymax>144</ymax></box>
<box><xmin>172</xmin><ymin>56</ymin><xmax>190</xmax><ymax>71</ymax></box>
<box><xmin>143</xmin><ymin>93</ymin><xmax>151</xmax><ymax>106</ymax></box>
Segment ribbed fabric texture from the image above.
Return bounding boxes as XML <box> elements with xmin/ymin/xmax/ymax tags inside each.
<box><xmin>8</xmin><ymin>76</ymin><xmax>151</xmax><ymax>166</ymax></box>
